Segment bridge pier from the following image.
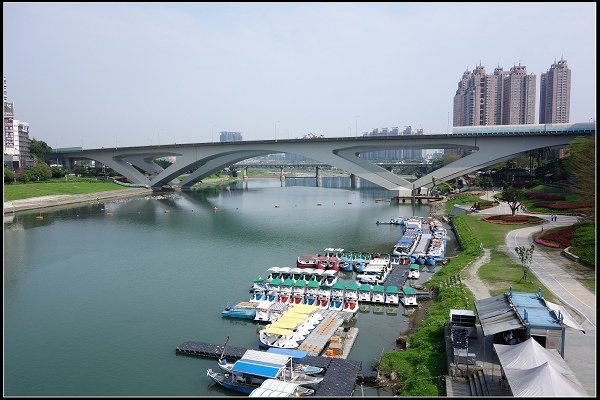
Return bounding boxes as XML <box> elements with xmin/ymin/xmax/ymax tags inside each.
<box><xmin>243</xmin><ymin>167</ymin><xmax>248</xmax><ymax>181</ymax></box>
<box><xmin>315</xmin><ymin>166</ymin><xmax>322</xmax><ymax>187</ymax></box>
<box><xmin>350</xmin><ymin>174</ymin><xmax>359</xmax><ymax>189</ymax></box>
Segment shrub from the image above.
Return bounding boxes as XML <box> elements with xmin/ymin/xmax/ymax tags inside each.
<box><xmin>525</xmin><ymin>192</ymin><xmax>566</xmax><ymax>200</ymax></box>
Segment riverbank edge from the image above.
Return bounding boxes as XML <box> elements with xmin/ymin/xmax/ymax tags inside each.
<box><xmin>3</xmin><ymin>187</ymin><xmax>153</xmax><ymax>214</ymax></box>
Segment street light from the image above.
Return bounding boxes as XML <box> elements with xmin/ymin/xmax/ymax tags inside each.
<box><xmin>212</xmin><ymin>125</ymin><xmax>215</xmax><ymax>143</ymax></box>
<box><xmin>275</xmin><ymin>120</ymin><xmax>280</xmax><ymax>141</ymax></box>
<box><xmin>355</xmin><ymin>115</ymin><xmax>359</xmax><ymax>137</ymax></box>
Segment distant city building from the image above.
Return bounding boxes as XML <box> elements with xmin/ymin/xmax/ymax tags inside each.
<box><xmin>451</xmin><ymin>63</ymin><xmax>536</xmax><ymax>155</ymax></box>
<box><xmin>361</xmin><ymin>126</ymin><xmax>425</xmax><ymax>161</ymax></box>
<box><xmin>3</xmin><ymin>77</ymin><xmax>33</xmax><ymax>169</ymax></box>
<box><xmin>4</xmin><ymin>119</ymin><xmax>32</xmax><ymax>169</ymax></box>
<box><xmin>219</xmin><ymin>131</ymin><xmax>242</xmax><ymax>142</ymax></box>
<box><xmin>540</xmin><ymin>58</ymin><xmax>571</xmax><ymax>123</ymax></box>
<box><xmin>453</xmin><ymin>63</ymin><xmax>536</xmax><ymax>128</ymax></box>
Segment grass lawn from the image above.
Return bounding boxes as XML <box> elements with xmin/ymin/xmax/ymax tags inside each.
<box><xmin>3</xmin><ymin>180</ymin><xmax>126</xmax><ymax>201</ymax></box>
<box><xmin>464</xmin><ymin>215</ymin><xmax>557</xmax><ymax>302</ymax></box>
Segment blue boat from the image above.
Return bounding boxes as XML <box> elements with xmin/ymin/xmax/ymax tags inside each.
<box><xmin>221</xmin><ymin>302</ymin><xmax>257</xmax><ymax>319</ymax></box>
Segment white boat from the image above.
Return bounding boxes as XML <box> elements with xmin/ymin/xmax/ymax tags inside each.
<box><xmin>303</xmin><ymin>280</ymin><xmax>319</xmax><ymax>306</ymax></box>
<box><xmin>211</xmin><ymin>350</ymin><xmax>321</xmax><ymax>394</ymax></box>
<box><xmin>407</xmin><ymin>263</ymin><xmax>421</xmax><ymax>279</ymax></box>
<box><xmin>291</xmin><ymin>281</ymin><xmax>306</xmax><ymax>305</ymax></box>
<box><xmin>357</xmin><ymin>283</ymin><xmax>372</xmax><ymax>302</ymax></box>
<box><xmin>329</xmin><ymin>281</ymin><xmax>345</xmax><ymax>311</ymax></box>
<box><xmin>249</xmin><ymin>378</ymin><xmax>315</xmax><ymax>397</ymax></box>
<box><xmin>343</xmin><ymin>281</ymin><xmax>359</xmax><ymax>313</ymax></box>
<box><xmin>316</xmin><ymin>285</ymin><xmax>331</xmax><ymax>310</ymax></box>
<box><xmin>250</xmin><ymin>286</ymin><xmax>267</xmax><ymax>302</ymax></box>
<box><xmin>371</xmin><ymin>284</ymin><xmax>385</xmax><ymax>303</ymax></box>
<box><xmin>385</xmin><ymin>285</ymin><xmax>399</xmax><ymax>305</ymax></box>
<box><xmin>259</xmin><ymin>304</ymin><xmax>320</xmax><ymax>349</ymax></box>
<box><xmin>254</xmin><ymin>301</ymin><xmax>290</xmax><ymax>323</ymax></box>
<box><xmin>400</xmin><ymin>286</ymin><xmax>418</xmax><ymax>307</ymax></box>
<box><xmin>289</xmin><ymin>267</ymin><xmax>305</xmax><ymax>283</ymax></box>
<box><xmin>320</xmin><ymin>269</ymin><xmax>338</xmax><ymax>287</ymax></box>
<box><xmin>276</xmin><ymin>278</ymin><xmax>294</xmax><ymax>304</ymax></box>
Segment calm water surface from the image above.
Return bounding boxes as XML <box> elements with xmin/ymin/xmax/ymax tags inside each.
<box><xmin>4</xmin><ymin>178</ymin><xmax>456</xmax><ymax>396</ymax></box>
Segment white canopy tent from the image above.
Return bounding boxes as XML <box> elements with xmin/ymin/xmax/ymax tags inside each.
<box><xmin>494</xmin><ymin>338</ymin><xmax>588</xmax><ymax>396</ymax></box>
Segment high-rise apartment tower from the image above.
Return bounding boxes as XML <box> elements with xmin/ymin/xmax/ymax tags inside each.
<box><xmin>539</xmin><ymin>58</ymin><xmax>571</xmax><ymax>123</ymax></box>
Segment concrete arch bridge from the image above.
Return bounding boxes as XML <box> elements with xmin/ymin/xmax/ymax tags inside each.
<box><xmin>55</xmin><ymin>122</ymin><xmax>595</xmax><ymax>197</ymax></box>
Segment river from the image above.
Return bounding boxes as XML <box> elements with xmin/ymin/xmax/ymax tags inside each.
<box><xmin>3</xmin><ymin>177</ymin><xmax>456</xmax><ymax>396</ymax></box>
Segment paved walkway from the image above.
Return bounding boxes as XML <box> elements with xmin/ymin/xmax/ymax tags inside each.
<box><xmin>457</xmin><ymin>191</ymin><xmax>596</xmax><ymax>396</ymax></box>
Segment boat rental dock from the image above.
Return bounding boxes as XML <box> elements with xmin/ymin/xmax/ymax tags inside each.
<box><xmin>176</xmin><ymin>341</ymin><xmax>363</xmax><ymax>396</ymax></box>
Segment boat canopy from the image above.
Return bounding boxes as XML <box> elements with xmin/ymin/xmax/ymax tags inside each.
<box><xmin>359</xmin><ymin>283</ymin><xmax>372</xmax><ymax>292</ymax></box>
<box><xmin>253</xmin><ymin>277</ymin><xmax>264</xmax><ymax>283</ymax></box>
<box><xmin>293</xmin><ymin>280</ymin><xmax>306</xmax><ymax>288</ymax></box>
<box><xmin>281</xmin><ymin>278</ymin><xmax>294</xmax><ymax>287</ymax></box>
<box><xmin>322</xmin><ymin>270</ymin><xmax>338</xmax><ymax>276</ymax></box>
<box><xmin>249</xmin><ymin>388</ymin><xmax>292</xmax><ymax>397</ymax></box>
<box><xmin>386</xmin><ymin>285</ymin><xmax>399</xmax><ymax>294</ymax></box>
<box><xmin>266</xmin><ymin>347</ymin><xmax>308</xmax><ymax>360</ymax></box>
<box><xmin>288</xmin><ymin>304</ymin><xmax>318</xmax><ymax>314</ymax></box>
<box><xmin>270</xmin><ymin>278</ymin><xmax>282</xmax><ymax>286</ymax></box>
<box><xmin>403</xmin><ymin>287</ymin><xmax>417</xmax><ymax>295</ymax></box>
<box><xmin>409</xmin><ymin>264</ymin><xmax>420</xmax><ymax>271</ymax></box>
<box><xmin>372</xmin><ymin>285</ymin><xmax>385</xmax><ymax>293</ymax></box>
<box><xmin>307</xmin><ymin>280</ymin><xmax>320</xmax><ymax>289</ymax></box>
<box><xmin>332</xmin><ymin>281</ymin><xmax>345</xmax><ymax>290</ymax></box>
<box><xmin>231</xmin><ymin>359</ymin><xmax>286</xmax><ymax>379</ymax></box>
<box><xmin>241</xmin><ymin>349</ymin><xmax>291</xmax><ymax>364</ymax></box>
<box><xmin>250</xmin><ymin>379</ymin><xmax>303</xmax><ymax>396</ymax></box>
<box><xmin>368</xmin><ymin>258</ymin><xmax>389</xmax><ymax>265</ymax></box>
<box><xmin>263</xmin><ymin>326</ymin><xmax>295</xmax><ymax>335</ymax></box>
<box><xmin>345</xmin><ymin>281</ymin><xmax>359</xmax><ymax>291</ymax></box>
<box><xmin>271</xmin><ymin>319</ymin><xmax>304</xmax><ymax>329</ymax></box>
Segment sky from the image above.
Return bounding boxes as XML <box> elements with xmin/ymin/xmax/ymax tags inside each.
<box><xmin>3</xmin><ymin>2</ymin><xmax>596</xmax><ymax>149</ymax></box>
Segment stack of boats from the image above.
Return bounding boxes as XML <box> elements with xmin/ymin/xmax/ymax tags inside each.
<box><xmin>392</xmin><ymin>217</ymin><xmax>423</xmax><ymax>257</ymax></box>
<box><xmin>258</xmin><ymin>304</ymin><xmax>323</xmax><ymax>349</ymax></box>
<box><xmin>207</xmin><ymin>347</ymin><xmax>323</xmax><ymax>396</ymax></box>
<box><xmin>389</xmin><ymin>216</ymin><xmax>447</xmax><ymax>267</ymax></box>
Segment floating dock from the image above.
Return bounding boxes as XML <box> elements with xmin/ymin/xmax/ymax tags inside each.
<box><xmin>175</xmin><ymin>340</ymin><xmax>362</xmax><ymax>396</ymax></box>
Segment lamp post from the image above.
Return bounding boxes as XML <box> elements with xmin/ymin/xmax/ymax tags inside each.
<box><xmin>212</xmin><ymin>125</ymin><xmax>215</xmax><ymax>143</ymax></box>
<box><xmin>275</xmin><ymin>120</ymin><xmax>280</xmax><ymax>142</ymax></box>
<box><xmin>355</xmin><ymin>115</ymin><xmax>359</xmax><ymax>137</ymax></box>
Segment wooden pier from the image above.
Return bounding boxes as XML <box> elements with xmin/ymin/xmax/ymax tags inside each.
<box><xmin>391</xmin><ymin>195</ymin><xmax>445</xmax><ymax>204</ymax></box>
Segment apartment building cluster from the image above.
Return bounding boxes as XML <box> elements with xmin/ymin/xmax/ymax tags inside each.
<box><xmin>453</xmin><ymin>58</ymin><xmax>571</xmax><ymax>127</ymax></box>
<box><xmin>3</xmin><ymin>76</ymin><xmax>33</xmax><ymax>169</ymax></box>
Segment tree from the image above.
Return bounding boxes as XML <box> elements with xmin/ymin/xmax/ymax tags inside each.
<box><xmin>566</xmin><ymin>136</ymin><xmax>595</xmax><ymax>201</ymax></box>
<box><xmin>4</xmin><ymin>167</ymin><xmax>15</xmax><ymax>184</ymax></box>
<box><xmin>496</xmin><ymin>185</ymin><xmax>525</xmax><ymax>215</ymax></box>
<box><xmin>473</xmin><ymin>175</ymin><xmax>493</xmax><ymax>191</ymax></box>
<box><xmin>515</xmin><ymin>244</ymin><xmax>534</xmax><ymax>283</ymax></box>
<box><xmin>21</xmin><ymin>161</ymin><xmax>52</xmax><ymax>182</ymax></box>
<box><xmin>29</xmin><ymin>138</ymin><xmax>53</xmax><ymax>163</ymax></box>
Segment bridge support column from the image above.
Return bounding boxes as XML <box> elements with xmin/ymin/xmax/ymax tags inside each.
<box><xmin>315</xmin><ymin>166</ymin><xmax>321</xmax><ymax>187</ymax></box>
<box><xmin>350</xmin><ymin>173</ymin><xmax>359</xmax><ymax>189</ymax></box>
<box><xmin>243</xmin><ymin>167</ymin><xmax>248</xmax><ymax>180</ymax></box>
<box><xmin>280</xmin><ymin>166</ymin><xmax>285</xmax><ymax>181</ymax></box>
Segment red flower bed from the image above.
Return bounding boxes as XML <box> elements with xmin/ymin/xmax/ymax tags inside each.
<box><xmin>539</xmin><ymin>226</ymin><xmax>574</xmax><ymax>248</ymax></box>
<box><xmin>534</xmin><ymin>238</ymin><xmax>561</xmax><ymax>248</ymax></box>
<box><xmin>546</xmin><ymin>201</ymin><xmax>595</xmax><ymax>210</ymax></box>
<box><xmin>484</xmin><ymin>215</ymin><xmax>544</xmax><ymax>224</ymax></box>
<box><xmin>525</xmin><ymin>192</ymin><xmax>566</xmax><ymax>200</ymax></box>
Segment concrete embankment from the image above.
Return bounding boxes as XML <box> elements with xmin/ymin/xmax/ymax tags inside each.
<box><xmin>3</xmin><ymin>187</ymin><xmax>153</xmax><ymax>214</ymax></box>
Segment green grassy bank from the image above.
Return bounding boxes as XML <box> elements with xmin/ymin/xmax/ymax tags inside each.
<box><xmin>3</xmin><ymin>179</ymin><xmax>126</xmax><ymax>201</ymax></box>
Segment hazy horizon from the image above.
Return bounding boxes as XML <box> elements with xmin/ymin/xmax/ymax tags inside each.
<box><xmin>3</xmin><ymin>2</ymin><xmax>596</xmax><ymax>149</ymax></box>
